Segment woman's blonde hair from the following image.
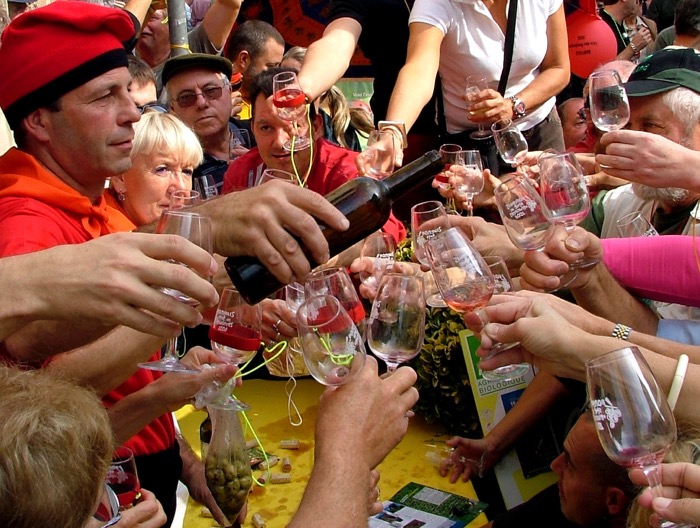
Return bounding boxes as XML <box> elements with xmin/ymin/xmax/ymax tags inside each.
<box><xmin>0</xmin><ymin>367</ymin><xmax>113</xmax><ymax>528</ymax></box>
<box><xmin>132</xmin><ymin>112</ymin><xmax>204</xmax><ymax>168</ymax></box>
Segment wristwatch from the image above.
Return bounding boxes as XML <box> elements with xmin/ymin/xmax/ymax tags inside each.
<box><xmin>378</xmin><ymin>120</ymin><xmax>408</xmax><ymax>149</ymax></box>
<box><xmin>508</xmin><ymin>96</ymin><xmax>526</xmax><ymax>119</ymax></box>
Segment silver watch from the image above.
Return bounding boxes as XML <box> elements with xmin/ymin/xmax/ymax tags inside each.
<box><xmin>508</xmin><ymin>96</ymin><xmax>526</xmax><ymax>119</ymax></box>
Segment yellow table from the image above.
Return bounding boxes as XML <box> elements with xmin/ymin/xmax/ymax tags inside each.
<box><xmin>176</xmin><ymin>378</ymin><xmax>487</xmax><ymax>527</ymax></box>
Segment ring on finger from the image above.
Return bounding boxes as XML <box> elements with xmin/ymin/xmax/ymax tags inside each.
<box><xmin>272</xmin><ymin>318</ymin><xmax>282</xmax><ymax>333</ymax></box>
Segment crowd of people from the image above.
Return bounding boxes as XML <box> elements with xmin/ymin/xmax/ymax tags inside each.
<box><xmin>3</xmin><ymin>0</ymin><xmax>700</xmax><ymax>528</ymax></box>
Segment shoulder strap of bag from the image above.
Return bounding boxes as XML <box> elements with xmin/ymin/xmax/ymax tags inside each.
<box><xmin>437</xmin><ymin>0</ymin><xmax>519</xmax><ymax>135</ymax></box>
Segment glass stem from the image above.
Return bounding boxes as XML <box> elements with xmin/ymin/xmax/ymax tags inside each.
<box><xmin>164</xmin><ymin>333</ymin><xmax>179</xmax><ymax>361</ymax></box>
<box><xmin>385</xmin><ymin>363</ymin><xmax>398</xmax><ymax>375</ymax></box>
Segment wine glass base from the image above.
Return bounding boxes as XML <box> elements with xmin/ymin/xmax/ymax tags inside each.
<box><xmin>138</xmin><ymin>357</ymin><xmax>199</xmax><ymax>373</ymax></box>
<box><xmin>569</xmin><ymin>257</ymin><xmax>600</xmax><ymax>270</ymax></box>
<box><xmin>480</xmin><ymin>362</ymin><xmax>531</xmax><ymax>381</ymax></box>
<box><xmin>426</xmin><ymin>293</ymin><xmax>447</xmax><ymax>308</ymax></box>
<box><xmin>470</xmin><ymin>129</ymin><xmax>493</xmax><ymax>140</ymax></box>
<box><xmin>283</xmin><ymin>138</ymin><xmax>311</xmax><ymax>151</ymax></box>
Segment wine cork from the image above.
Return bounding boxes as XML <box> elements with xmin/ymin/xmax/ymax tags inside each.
<box><xmin>279</xmin><ymin>438</ymin><xmax>300</xmax><ymax>449</ymax></box>
<box><xmin>258</xmin><ymin>455</ymin><xmax>279</xmax><ymax>470</ymax></box>
<box><xmin>282</xmin><ymin>457</ymin><xmax>292</xmax><ymax>472</ymax></box>
<box><xmin>257</xmin><ymin>472</ymin><xmax>268</xmax><ymax>485</ymax></box>
<box><xmin>252</xmin><ymin>513</ymin><xmax>267</xmax><ymax>528</ymax></box>
<box><xmin>270</xmin><ymin>472</ymin><xmax>291</xmax><ymax>484</ymax></box>
<box><xmin>246</xmin><ymin>439</ymin><xmax>259</xmax><ymax>449</ymax></box>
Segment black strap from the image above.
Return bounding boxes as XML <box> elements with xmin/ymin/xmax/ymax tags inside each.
<box><xmin>497</xmin><ymin>0</ymin><xmax>519</xmax><ymax>96</ymax></box>
<box><xmin>437</xmin><ymin>0</ymin><xmax>519</xmax><ymax>136</ymax></box>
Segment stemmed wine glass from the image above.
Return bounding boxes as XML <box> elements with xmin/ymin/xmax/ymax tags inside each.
<box><xmin>272</xmin><ymin>71</ymin><xmax>310</xmax><ymax>151</ymax></box>
<box><xmin>105</xmin><ymin>447</ymin><xmax>141</xmax><ymax>509</ymax></box>
<box><xmin>304</xmin><ymin>267</ymin><xmax>367</xmax><ymax>341</ymax></box>
<box><xmin>586</xmin><ymin>346</ymin><xmax>688</xmax><ymax>528</ymax></box>
<box><xmin>255</xmin><ymin>168</ymin><xmax>299</xmax><ymax>186</ymax></box>
<box><xmin>616</xmin><ymin>210</ymin><xmax>659</xmax><ymax>238</ymax></box>
<box><xmin>493</xmin><ymin>174</ymin><xmax>578</xmax><ymax>291</ymax></box>
<box><xmin>452</xmin><ymin>149</ymin><xmax>485</xmax><ymax>216</ymax></box>
<box><xmin>360</xmin><ymin>129</ymin><xmax>395</xmax><ymax>180</ymax></box>
<box><xmin>538</xmin><ymin>151</ymin><xmax>599</xmax><ymax>269</ymax></box>
<box><xmin>425</xmin><ymin>227</ymin><xmax>530</xmax><ymax>381</ymax></box>
<box><xmin>169</xmin><ymin>189</ymin><xmax>201</xmax><ymax>210</ymax></box>
<box><xmin>435</xmin><ymin>144</ymin><xmax>462</xmax><ymax>214</ymax></box>
<box><xmin>358</xmin><ymin>231</ymin><xmax>397</xmax><ymax>293</ymax></box>
<box><xmin>296</xmin><ymin>294</ymin><xmax>366</xmax><ymax>386</ymax></box>
<box><xmin>195</xmin><ymin>287</ymin><xmax>263</xmax><ymax>410</ymax></box>
<box><xmin>466</xmin><ymin>76</ymin><xmax>492</xmax><ymax>139</ymax></box>
<box><xmin>367</xmin><ymin>273</ymin><xmax>426</xmax><ymax>374</ymax></box>
<box><xmin>193</xmin><ymin>175</ymin><xmax>218</xmax><ymax>200</ymax></box>
<box><xmin>491</xmin><ymin>118</ymin><xmax>528</xmax><ymax>173</ymax></box>
<box><xmin>588</xmin><ymin>70</ymin><xmax>630</xmax><ymax>133</ymax></box>
<box><xmin>411</xmin><ymin>200</ymin><xmax>451</xmax><ymax>307</ymax></box>
<box><xmin>139</xmin><ymin>209</ymin><xmax>213</xmax><ymax>372</ymax></box>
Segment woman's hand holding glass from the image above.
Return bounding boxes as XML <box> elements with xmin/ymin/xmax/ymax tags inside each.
<box><xmin>356</xmin><ymin>130</ymin><xmax>395</xmax><ymax>180</ymax></box>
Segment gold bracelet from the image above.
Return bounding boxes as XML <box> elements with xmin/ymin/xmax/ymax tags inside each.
<box><xmin>611</xmin><ymin>323</ymin><xmax>632</xmax><ymax>340</ymax></box>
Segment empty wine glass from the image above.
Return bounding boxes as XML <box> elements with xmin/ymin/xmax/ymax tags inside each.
<box><xmin>169</xmin><ymin>188</ymin><xmax>201</xmax><ymax>210</ymax></box>
<box><xmin>272</xmin><ymin>70</ymin><xmax>310</xmax><ymax>151</ymax></box>
<box><xmin>538</xmin><ymin>151</ymin><xmax>599</xmax><ymax>269</ymax></box>
<box><xmin>587</xmin><ymin>346</ymin><xmax>687</xmax><ymax>528</ymax></box>
<box><xmin>192</xmin><ymin>174</ymin><xmax>219</xmax><ymax>200</ymax></box>
<box><xmin>491</xmin><ymin>118</ymin><xmax>528</xmax><ymax>173</ymax></box>
<box><xmin>140</xmin><ymin>210</ymin><xmax>213</xmax><ymax>373</ymax></box>
<box><xmin>483</xmin><ymin>256</ymin><xmax>514</xmax><ymax>294</ymax></box>
<box><xmin>466</xmin><ymin>76</ymin><xmax>492</xmax><ymax>140</ymax></box>
<box><xmin>615</xmin><ymin>210</ymin><xmax>659</xmax><ymax>238</ymax></box>
<box><xmin>255</xmin><ymin>168</ymin><xmax>299</xmax><ymax>186</ymax></box>
<box><xmin>304</xmin><ymin>267</ymin><xmax>367</xmax><ymax>341</ymax></box>
<box><xmin>367</xmin><ymin>273</ymin><xmax>426</xmax><ymax>374</ymax></box>
<box><xmin>452</xmin><ymin>149</ymin><xmax>485</xmax><ymax>216</ymax></box>
<box><xmin>296</xmin><ymin>294</ymin><xmax>366</xmax><ymax>386</ymax></box>
<box><xmin>411</xmin><ymin>200</ymin><xmax>451</xmax><ymax>307</ymax></box>
<box><xmin>425</xmin><ymin>227</ymin><xmax>529</xmax><ymax>381</ymax></box>
<box><xmin>196</xmin><ymin>287</ymin><xmax>263</xmax><ymax>410</ymax></box>
<box><xmin>588</xmin><ymin>70</ymin><xmax>630</xmax><ymax>133</ymax></box>
<box><xmin>358</xmin><ymin>231</ymin><xmax>397</xmax><ymax>293</ymax></box>
<box><xmin>493</xmin><ymin>175</ymin><xmax>578</xmax><ymax>291</ymax></box>
<box><xmin>229</xmin><ymin>128</ymin><xmax>251</xmax><ymax>160</ymax></box>
<box><xmin>361</xmin><ymin>129</ymin><xmax>395</xmax><ymax>180</ymax></box>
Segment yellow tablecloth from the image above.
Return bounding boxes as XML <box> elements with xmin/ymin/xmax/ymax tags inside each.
<box><xmin>175</xmin><ymin>378</ymin><xmax>487</xmax><ymax>528</ymax></box>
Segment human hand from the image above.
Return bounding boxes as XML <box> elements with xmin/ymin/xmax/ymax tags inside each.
<box><xmin>25</xmin><ymin>232</ymin><xmax>218</xmax><ymax>339</ymax></box>
<box><xmin>111</xmin><ymin>489</ymin><xmax>166</xmax><ymax>528</ymax></box>
<box><xmin>463</xmin><ymin>89</ymin><xmax>513</xmax><ymax>124</ymax></box>
<box><xmin>357</xmin><ymin>131</ymin><xmax>403</xmax><ymax>173</ymax></box>
<box><xmin>632</xmin><ymin>25</ymin><xmax>653</xmax><ymax>50</ymax></box>
<box><xmin>439</xmin><ymin>437</ymin><xmax>492</xmax><ymax>483</ymax></box>
<box><xmin>518</xmin><ymin>225</ymin><xmax>603</xmax><ymax>292</ymax></box>
<box><xmin>314</xmin><ymin>356</ymin><xmax>418</xmax><ymax>470</ymax></box>
<box><xmin>349</xmin><ymin>257</ymin><xmax>422</xmax><ymax>300</ymax></box>
<box><xmin>230</xmin><ymin>89</ymin><xmax>243</xmax><ymax>118</ymax></box>
<box><xmin>368</xmin><ymin>469</ymin><xmax>383</xmax><ymax>515</ymax></box>
<box><xmin>150</xmin><ymin>347</ymin><xmax>237</xmax><ymax>413</ymax></box>
<box><xmin>596</xmin><ymin>130</ymin><xmax>699</xmax><ymax>191</ymax></box>
<box><xmin>202</xmin><ymin>182</ymin><xmax>350</xmax><ymax>285</ymax></box>
<box><xmin>260</xmin><ymin>298</ymin><xmax>297</xmax><ymax>345</ymax></box>
<box><xmin>179</xmin><ymin>446</ymin><xmax>230</xmax><ymax>527</ymax></box>
<box><xmin>629</xmin><ymin>462</ymin><xmax>700</xmax><ymax>528</ymax></box>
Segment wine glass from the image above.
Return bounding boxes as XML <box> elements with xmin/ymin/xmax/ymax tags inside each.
<box><xmin>425</xmin><ymin>227</ymin><xmax>530</xmax><ymax>381</ymax></box>
<box><xmin>361</xmin><ymin>129</ymin><xmax>395</xmax><ymax>180</ymax></box>
<box><xmin>105</xmin><ymin>447</ymin><xmax>141</xmax><ymax>510</ymax></box>
<box><xmin>466</xmin><ymin>76</ymin><xmax>492</xmax><ymax>140</ymax></box>
<box><xmin>193</xmin><ymin>174</ymin><xmax>219</xmax><ymax>200</ymax></box>
<box><xmin>493</xmin><ymin>175</ymin><xmax>578</xmax><ymax>291</ymax></box>
<box><xmin>588</xmin><ymin>70</ymin><xmax>630</xmax><ymax>133</ymax></box>
<box><xmin>435</xmin><ymin>144</ymin><xmax>462</xmax><ymax>214</ymax></box>
<box><xmin>483</xmin><ymin>256</ymin><xmax>514</xmax><ymax>294</ymax></box>
<box><xmin>272</xmin><ymin>70</ymin><xmax>310</xmax><ymax>151</ymax></box>
<box><xmin>367</xmin><ymin>273</ymin><xmax>426</xmax><ymax>374</ymax></box>
<box><xmin>229</xmin><ymin>129</ymin><xmax>251</xmax><ymax>160</ymax></box>
<box><xmin>615</xmin><ymin>210</ymin><xmax>659</xmax><ymax>238</ymax></box>
<box><xmin>358</xmin><ymin>231</ymin><xmax>397</xmax><ymax>293</ymax></box>
<box><xmin>169</xmin><ymin>188</ymin><xmax>201</xmax><ymax>210</ymax></box>
<box><xmin>411</xmin><ymin>200</ymin><xmax>451</xmax><ymax>307</ymax></box>
<box><xmin>586</xmin><ymin>346</ymin><xmax>687</xmax><ymax>528</ymax></box>
<box><xmin>255</xmin><ymin>168</ymin><xmax>299</xmax><ymax>186</ymax></box>
<box><xmin>491</xmin><ymin>118</ymin><xmax>528</xmax><ymax>172</ymax></box>
<box><xmin>196</xmin><ymin>287</ymin><xmax>263</xmax><ymax>410</ymax></box>
<box><xmin>538</xmin><ymin>151</ymin><xmax>599</xmax><ymax>269</ymax></box>
<box><xmin>139</xmin><ymin>209</ymin><xmax>213</xmax><ymax>373</ymax></box>
<box><xmin>452</xmin><ymin>149</ymin><xmax>485</xmax><ymax>216</ymax></box>
<box><xmin>304</xmin><ymin>267</ymin><xmax>367</xmax><ymax>341</ymax></box>
<box><xmin>296</xmin><ymin>294</ymin><xmax>366</xmax><ymax>386</ymax></box>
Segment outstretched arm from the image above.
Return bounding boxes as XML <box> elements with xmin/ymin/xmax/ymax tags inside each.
<box><xmin>200</xmin><ymin>0</ymin><xmax>243</xmax><ymax>50</ymax></box>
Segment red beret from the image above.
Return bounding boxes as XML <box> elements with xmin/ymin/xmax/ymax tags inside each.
<box><xmin>0</xmin><ymin>1</ymin><xmax>135</xmax><ymax>127</ymax></box>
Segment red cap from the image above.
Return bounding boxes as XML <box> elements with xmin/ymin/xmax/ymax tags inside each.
<box><xmin>0</xmin><ymin>1</ymin><xmax>134</xmax><ymax>127</ymax></box>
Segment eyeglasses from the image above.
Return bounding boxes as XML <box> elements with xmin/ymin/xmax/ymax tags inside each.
<box><xmin>150</xmin><ymin>165</ymin><xmax>194</xmax><ymax>180</ymax></box>
<box><xmin>92</xmin><ymin>484</ymin><xmax>121</xmax><ymax>528</ymax></box>
<box><xmin>138</xmin><ymin>102</ymin><xmax>167</xmax><ymax>114</ymax></box>
<box><xmin>174</xmin><ymin>85</ymin><xmax>225</xmax><ymax>108</ymax></box>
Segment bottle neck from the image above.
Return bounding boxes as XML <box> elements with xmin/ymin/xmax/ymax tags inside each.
<box><xmin>380</xmin><ymin>150</ymin><xmax>442</xmax><ymax>200</ymax></box>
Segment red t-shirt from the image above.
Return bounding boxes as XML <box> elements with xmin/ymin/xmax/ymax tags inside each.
<box><xmin>0</xmin><ymin>148</ymin><xmax>174</xmax><ymax>455</ymax></box>
<box><xmin>222</xmin><ymin>138</ymin><xmax>406</xmax><ymax>243</ymax></box>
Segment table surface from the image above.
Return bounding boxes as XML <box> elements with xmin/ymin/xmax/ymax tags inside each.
<box><xmin>176</xmin><ymin>378</ymin><xmax>488</xmax><ymax>528</ymax></box>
